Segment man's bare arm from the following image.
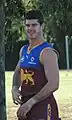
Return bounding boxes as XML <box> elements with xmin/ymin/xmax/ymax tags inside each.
<box><xmin>12</xmin><ymin>46</ymin><xmax>25</xmax><ymax>104</ymax></box>
<box><xmin>12</xmin><ymin>61</ymin><xmax>21</xmax><ymax>89</ymax></box>
<box><xmin>12</xmin><ymin>45</ymin><xmax>25</xmax><ymax>89</ymax></box>
<box><xmin>12</xmin><ymin>61</ymin><xmax>22</xmax><ymax>104</ymax></box>
<box><xmin>29</xmin><ymin>49</ymin><xmax>59</xmax><ymax>104</ymax></box>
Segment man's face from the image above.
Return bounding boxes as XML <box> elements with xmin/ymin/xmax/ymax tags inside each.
<box><xmin>25</xmin><ymin>19</ymin><xmax>42</xmax><ymax>40</ymax></box>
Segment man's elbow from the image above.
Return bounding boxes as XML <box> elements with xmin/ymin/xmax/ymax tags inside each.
<box><xmin>52</xmin><ymin>79</ymin><xmax>59</xmax><ymax>92</ymax></box>
<box><xmin>55</xmin><ymin>84</ymin><xmax>59</xmax><ymax>91</ymax></box>
<box><xmin>54</xmin><ymin>73</ymin><xmax>59</xmax><ymax>91</ymax></box>
<box><xmin>48</xmin><ymin>80</ymin><xmax>59</xmax><ymax>94</ymax></box>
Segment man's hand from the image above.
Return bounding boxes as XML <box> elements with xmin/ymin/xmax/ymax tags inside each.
<box><xmin>12</xmin><ymin>86</ymin><xmax>22</xmax><ymax>105</ymax></box>
<box><xmin>17</xmin><ymin>98</ymin><xmax>36</xmax><ymax>119</ymax></box>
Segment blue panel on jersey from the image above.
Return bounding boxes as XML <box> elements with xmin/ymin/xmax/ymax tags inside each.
<box><xmin>20</xmin><ymin>41</ymin><xmax>53</xmax><ymax>69</ymax></box>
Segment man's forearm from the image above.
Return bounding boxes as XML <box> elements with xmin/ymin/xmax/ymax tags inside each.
<box><xmin>12</xmin><ymin>69</ymin><xmax>21</xmax><ymax>89</ymax></box>
<box><xmin>32</xmin><ymin>82</ymin><xmax>58</xmax><ymax>104</ymax></box>
<box><xmin>33</xmin><ymin>49</ymin><xmax>59</xmax><ymax>103</ymax></box>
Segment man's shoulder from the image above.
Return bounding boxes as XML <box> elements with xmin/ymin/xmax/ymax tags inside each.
<box><xmin>44</xmin><ymin>41</ymin><xmax>53</xmax><ymax>48</ymax></box>
<box><xmin>19</xmin><ymin>44</ymin><xmax>29</xmax><ymax>58</ymax></box>
<box><xmin>20</xmin><ymin>44</ymin><xmax>29</xmax><ymax>51</ymax></box>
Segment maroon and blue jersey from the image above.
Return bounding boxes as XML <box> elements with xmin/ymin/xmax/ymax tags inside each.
<box><xmin>20</xmin><ymin>41</ymin><xmax>53</xmax><ymax>98</ymax></box>
<box><xmin>19</xmin><ymin>41</ymin><xmax>59</xmax><ymax>120</ymax></box>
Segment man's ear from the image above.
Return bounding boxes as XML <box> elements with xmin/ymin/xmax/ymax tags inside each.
<box><xmin>41</xmin><ymin>23</ymin><xmax>44</xmax><ymax>30</ymax></box>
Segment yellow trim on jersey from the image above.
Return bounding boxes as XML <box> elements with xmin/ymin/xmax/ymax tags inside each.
<box><xmin>39</xmin><ymin>47</ymin><xmax>59</xmax><ymax>65</ymax></box>
<box><xmin>19</xmin><ymin>45</ymin><xmax>27</xmax><ymax>58</ymax></box>
<box><xmin>27</xmin><ymin>41</ymin><xmax>45</xmax><ymax>54</ymax></box>
<box><xmin>47</xmin><ymin>104</ymin><xmax>51</xmax><ymax>120</ymax></box>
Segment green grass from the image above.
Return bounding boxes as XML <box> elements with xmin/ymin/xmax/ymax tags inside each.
<box><xmin>5</xmin><ymin>70</ymin><xmax>72</xmax><ymax>120</ymax></box>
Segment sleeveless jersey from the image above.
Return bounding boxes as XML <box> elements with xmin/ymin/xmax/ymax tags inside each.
<box><xmin>19</xmin><ymin>41</ymin><xmax>59</xmax><ymax>119</ymax></box>
<box><xmin>20</xmin><ymin>41</ymin><xmax>53</xmax><ymax>102</ymax></box>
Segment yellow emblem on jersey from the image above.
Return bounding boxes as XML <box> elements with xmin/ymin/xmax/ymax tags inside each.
<box><xmin>48</xmin><ymin>104</ymin><xmax>51</xmax><ymax>120</ymax></box>
<box><xmin>21</xmin><ymin>69</ymin><xmax>34</xmax><ymax>85</ymax></box>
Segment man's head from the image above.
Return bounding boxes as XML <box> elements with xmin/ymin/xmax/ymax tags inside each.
<box><xmin>25</xmin><ymin>10</ymin><xmax>44</xmax><ymax>40</ymax></box>
<box><xmin>25</xmin><ymin>10</ymin><xmax>44</xmax><ymax>25</ymax></box>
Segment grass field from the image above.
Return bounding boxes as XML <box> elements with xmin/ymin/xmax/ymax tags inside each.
<box><xmin>5</xmin><ymin>70</ymin><xmax>72</xmax><ymax>120</ymax></box>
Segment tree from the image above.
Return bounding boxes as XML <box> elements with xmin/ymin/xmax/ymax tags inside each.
<box><xmin>4</xmin><ymin>0</ymin><xmax>27</xmax><ymax>70</ymax></box>
<box><xmin>4</xmin><ymin>0</ymin><xmax>26</xmax><ymax>52</ymax></box>
<box><xmin>0</xmin><ymin>0</ymin><xmax>6</xmax><ymax>120</ymax></box>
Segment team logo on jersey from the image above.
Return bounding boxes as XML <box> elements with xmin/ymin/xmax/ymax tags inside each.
<box><xmin>21</xmin><ymin>69</ymin><xmax>35</xmax><ymax>85</ymax></box>
<box><xmin>31</xmin><ymin>57</ymin><xmax>35</xmax><ymax>62</ymax></box>
<box><xmin>28</xmin><ymin>57</ymin><xmax>36</xmax><ymax>65</ymax></box>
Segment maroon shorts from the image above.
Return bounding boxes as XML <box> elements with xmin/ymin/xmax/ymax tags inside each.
<box><xmin>18</xmin><ymin>95</ymin><xmax>59</xmax><ymax>120</ymax></box>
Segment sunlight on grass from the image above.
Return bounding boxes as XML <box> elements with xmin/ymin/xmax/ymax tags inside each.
<box><xmin>5</xmin><ymin>70</ymin><xmax>72</xmax><ymax>120</ymax></box>
<box><xmin>54</xmin><ymin>70</ymin><xmax>72</xmax><ymax>120</ymax></box>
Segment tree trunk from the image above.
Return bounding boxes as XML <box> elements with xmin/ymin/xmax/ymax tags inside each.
<box><xmin>0</xmin><ymin>1</ymin><xmax>6</xmax><ymax>120</ymax></box>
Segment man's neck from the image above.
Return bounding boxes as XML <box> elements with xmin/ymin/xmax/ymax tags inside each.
<box><xmin>29</xmin><ymin>39</ymin><xmax>44</xmax><ymax>49</ymax></box>
<box><xmin>29</xmin><ymin>35</ymin><xmax>44</xmax><ymax>47</ymax></box>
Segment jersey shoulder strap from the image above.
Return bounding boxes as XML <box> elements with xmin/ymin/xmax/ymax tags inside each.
<box><xmin>19</xmin><ymin>45</ymin><xmax>28</xmax><ymax>58</ymax></box>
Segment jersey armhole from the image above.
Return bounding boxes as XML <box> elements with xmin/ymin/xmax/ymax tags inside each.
<box><xmin>39</xmin><ymin>48</ymin><xmax>59</xmax><ymax>65</ymax></box>
<box><xmin>19</xmin><ymin>45</ymin><xmax>27</xmax><ymax>59</ymax></box>
<box><xmin>19</xmin><ymin>47</ymin><xmax>23</xmax><ymax>59</ymax></box>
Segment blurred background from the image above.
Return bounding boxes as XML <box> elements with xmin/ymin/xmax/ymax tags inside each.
<box><xmin>0</xmin><ymin>0</ymin><xmax>72</xmax><ymax>120</ymax></box>
<box><xmin>4</xmin><ymin>0</ymin><xmax>72</xmax><ymax>71</ymax></box>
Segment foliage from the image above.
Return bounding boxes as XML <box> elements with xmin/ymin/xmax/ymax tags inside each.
<box><xmin>5</xmin><ymin>0</ymin><xmax>72</xmax><ymax>43</ymax></box>
<box><xmin>4</xmin><ymin>0</ymin><xmax>72</xmax><ymax>69</ymax></box>
<box><xmin>4</xmin><ymin>0</ymin><xmax>26</xmax><ymax>52</ymax></box>
<box><xmin>22</xmin><ymin>0</ymin><xmax>72</xmax><ymax>40</ymax></box>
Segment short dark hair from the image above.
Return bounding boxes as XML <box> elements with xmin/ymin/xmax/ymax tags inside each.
<box><xmin>25</xmin><ymin>10</ymin><xmax>44</xmax><ymax>25</ymax></box>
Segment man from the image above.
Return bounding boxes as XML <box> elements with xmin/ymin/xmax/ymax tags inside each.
<box><xmin>12</xmin><ymin>10</ymin><xmax>60</xmax><ymax>120</ymax></box>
